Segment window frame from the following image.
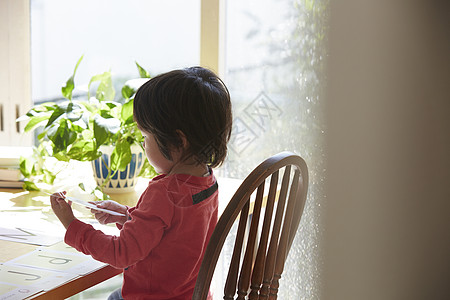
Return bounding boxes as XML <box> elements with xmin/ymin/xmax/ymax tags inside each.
<box><xmin>1</xmin><ymin>0</ymin><xmax>223</xmax><ymax>146</ymax></box>
<box><xmin>200</xmin><ymin>0</ymin><xmax>225</xmax><ymax>76</ymax></box>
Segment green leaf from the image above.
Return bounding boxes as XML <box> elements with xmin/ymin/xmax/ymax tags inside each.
<box><xmin>53</xmin><ymin>151</ymin><xmax>70</xmax><ymax>162</ymax></box>
<box><xmin>62</xmin><ymin>55</ymin><xmax>83</xmax><ymax>100</ymax></box>
<box><xmin>62</xmin><ymin>77</ymin><xmax>75</xmax><ymax>100</ymax></box>
<box><xmin>37</xmin><ymin>131</ymin><xmax>47</xmax><ymax>141</ymax></box>
<box><xmin>121</xmin><ymin>99</ymin><xmax>134</xmax><ymax>124</ymax></box>
<box><xmin>93</xmin><ymin>119</ymin><xmax>108</xmax><ymax>146</ymax></box>
<box><xmin>67</xmin><ymin>140</ymin><xmax>100</xmax><ymax>161</ymax></box>
<box><xmin>110</xmin><ymin>140</ymin><xmax>132</xmax><ymax>171</ymax></box>
<box><xmin>81</xmin><ymin>129</ymin><xmax>94</xmax><ymax>140</ymax></box>
<box><xmin>121</xmin><ymin>84</ymin><xmax>135</xmax><ymax>99</ymax></box>
<box><xmin>65</xmin><ymin>102</ymin><xmax>83</xmax><ymax>122</ymax></box>
<box><xmin>43</xmin><ymin>170</ymin><xmax>56</xmax><ymax>184</ymax></box>
<box><xmin>72</xmin><ymin>116</ymin><xmax>89</xmax><ymax>130</ymax></box>
<box><xmin>93</xmin><ymin>114</ymin><xmax>120</xmax><ymax>146</ymax></box>
<box><xmin>23</xmin><ymin>180</ymin><xmax>39</xmax><ymax>191</ymax></box>
<box><xmin>44</xmin><ymin>100</ymin><xmax>79</xmax><ymax>128</ymax></box>
<box><xmin>47</xmin><ymin>119</ymin><xmax>77</xmax><ymax>153</ymax></box>
<box><xmin>88</xmin><ymin>71</ymin><xmax>115</xmax><ymax>101</ymax></box>
<box><xmin>71</xmin><ymin>108</ymin><xmax>90</xmax><ymax>130</ymax></box>
<box><xmin>23</xmin><ymin>115</ymin><xmax>50</xmax><ymax>132</ymax></box>
<box><xmin>19</xmin><ymin>157</ymin><xmax>33</xmax><ymax>177</ymax></box>
<box><xmin>136</xmin><ymin>61</ymin><xmax>151</xmax><ymax>78</ymax></box>
<box><xmin>103</xmin><ymin>101</ymin><xmax>120</xmax><ymax>110</ymax></box>
<box><xmin>78</xmin><ymin>182</ymin><xmax>86</xmax><ymax>192</ymax></box>
<box><xmin>45</xmin><ymin>106</ymin><xmax>65</xmax><ymax>128</ymax></box>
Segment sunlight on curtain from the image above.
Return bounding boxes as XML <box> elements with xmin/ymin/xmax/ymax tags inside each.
<box><xmin>218</xmin><ymin>0</ymin><xmax>329</xmax><ymax>298</ymax></box>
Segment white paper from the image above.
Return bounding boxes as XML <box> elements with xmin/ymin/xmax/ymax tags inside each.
<box><xmin>0</xmin><ymin>227</ymin><xmax>62</xmax><ymax>246</ymax></box>
<box><xmin>0</xmin><ymin>264</ymin><xmax>76</xmax><ymax>291</ymax></box>
<box><xmin>0</xmin><ymin>281</ymin><xmax>41</xmax><ymax>300</ymax></box>
<box><xmin>5</xmin><ymin>249</ymin><xmax>106</xmax><ymax>276</ymax></box>
<box><xmin>65</xmin><ymin>196</ymin><xmax>126</xmax><ymax>216</ymax></box>
<box><xmin>45</xmin><ymin>193</ymin><xmax>126</xmax><ymax>217</ymax></box>
<box><xmin>38</xmin><ymin>241</ymin><xmax>84</xmax><ymax>255</ymax></box>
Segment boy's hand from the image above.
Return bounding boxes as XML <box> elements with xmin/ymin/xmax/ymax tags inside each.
<box><xmin>50</xmin><ymin>191</ymin><xmax>75</xmax><ymax>230</ymax></box>
<box><xmin>89</xmin><ymin>200</ymin><xmax>128</xmax><ymax>225</ymax></box>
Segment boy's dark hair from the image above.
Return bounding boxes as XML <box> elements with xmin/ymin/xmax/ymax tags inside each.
<box><xmin>133</xmin><ymin>66</ymin><xmax>232</xmax><ymax>168</ymax></box>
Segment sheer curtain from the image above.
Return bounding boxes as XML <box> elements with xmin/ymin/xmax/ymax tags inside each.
<box><xmin>217</xmin><ymin>0</ymin><xmax>329</xmax><ymax>298</ymax></box>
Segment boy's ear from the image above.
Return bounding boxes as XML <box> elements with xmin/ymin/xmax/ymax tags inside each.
<box><xmin>175</xmin><ymin>130</ymin><xmax>189</xmax><ymax>150</ymax></box>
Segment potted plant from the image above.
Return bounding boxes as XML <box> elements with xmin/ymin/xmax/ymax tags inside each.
<box><xmin>18</xmin><ymin>56</ymin><xmax>157</xmax><ymax>197</ymax></box>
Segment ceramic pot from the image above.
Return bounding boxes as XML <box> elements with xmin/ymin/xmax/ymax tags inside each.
<box><xmin>91</xmin><ymin>145</ymin><xmax>144</xmax><ymax>193</ymax></box>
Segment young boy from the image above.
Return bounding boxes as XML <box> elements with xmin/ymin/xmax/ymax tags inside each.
<box><xmin>50</xmin><ymin>66</ymin><xmax>232</xmax><ymax>299</ymax></box>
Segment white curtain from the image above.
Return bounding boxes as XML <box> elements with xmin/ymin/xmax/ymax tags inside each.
<box><xmin>218</xmin><ymin>0</ymin><xmax>329</xmax><ymax>298</ymax></box>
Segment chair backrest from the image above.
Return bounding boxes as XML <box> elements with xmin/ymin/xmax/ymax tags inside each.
<box><xmin>192</xmin><ymin>151</ymin><xmax>309</xmax><ymax>300</ymax></box>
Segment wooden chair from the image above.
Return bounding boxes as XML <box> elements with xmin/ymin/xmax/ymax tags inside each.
<box><xmin>192</xmin><ymin>151</ymin><xmax>309</xmax><ymax>300</ymax></box>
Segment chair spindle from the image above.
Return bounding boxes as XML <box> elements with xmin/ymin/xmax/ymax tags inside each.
<box><xmin>260</xmin><ymin>166</ymin><xmax>292</xmax><ymax>298</ymax></box>
<box><xmin>224</xmin><ymin>200</ymin><xmax>250</xmax><ymax>300</ymax></box>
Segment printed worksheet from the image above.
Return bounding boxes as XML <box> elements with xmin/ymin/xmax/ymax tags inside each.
<box><xmin>5</xmin><ymin>249</ymin><xmax>105</xmax><ymax>276</ymax></box>
<box><xmin>0</xmin><ymin>281</ymin><xmax>41</xmax><ymax>300</ymax></box>
<box><xmin>38</xmin><ymin>241</ymin><xmax>82</xmax><ymax>255</ymax></box>
<box><xmin>0</xmin><ymin>264</ymin><xmax>76</xmax><ymax>291</ymax></box>
<box><xmin>0</xmin><ymin>226</ymin><xmax>62</xmax><ymax>246</ymax></box>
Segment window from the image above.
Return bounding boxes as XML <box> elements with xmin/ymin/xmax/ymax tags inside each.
<box><xmin>31</xmin><ymin>0</ymin><xmax>200</xmax><ymax>103</ymax></box>
<box><xmin>218</xmin><ymin>0</ymin><xmax>329</xmax><ymax>298</ymax></box>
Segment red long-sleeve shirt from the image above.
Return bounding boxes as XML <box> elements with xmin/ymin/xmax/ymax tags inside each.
<box><xmin>65</xmin><ymin>172</ymin><xmax>218</xmax><ymax>299</ymax></box>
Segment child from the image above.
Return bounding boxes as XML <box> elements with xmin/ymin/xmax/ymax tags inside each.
<box><xmin>50</xmin><ymin>66</ymin><xmax>233</xmax><ymax>299</ymax></box>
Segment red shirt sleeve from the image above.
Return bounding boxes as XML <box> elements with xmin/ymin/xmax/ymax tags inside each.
<box><xmin>64</xmin><ymin>185</ymin><xmax>173</xmax><ymax>269</ymax></box>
